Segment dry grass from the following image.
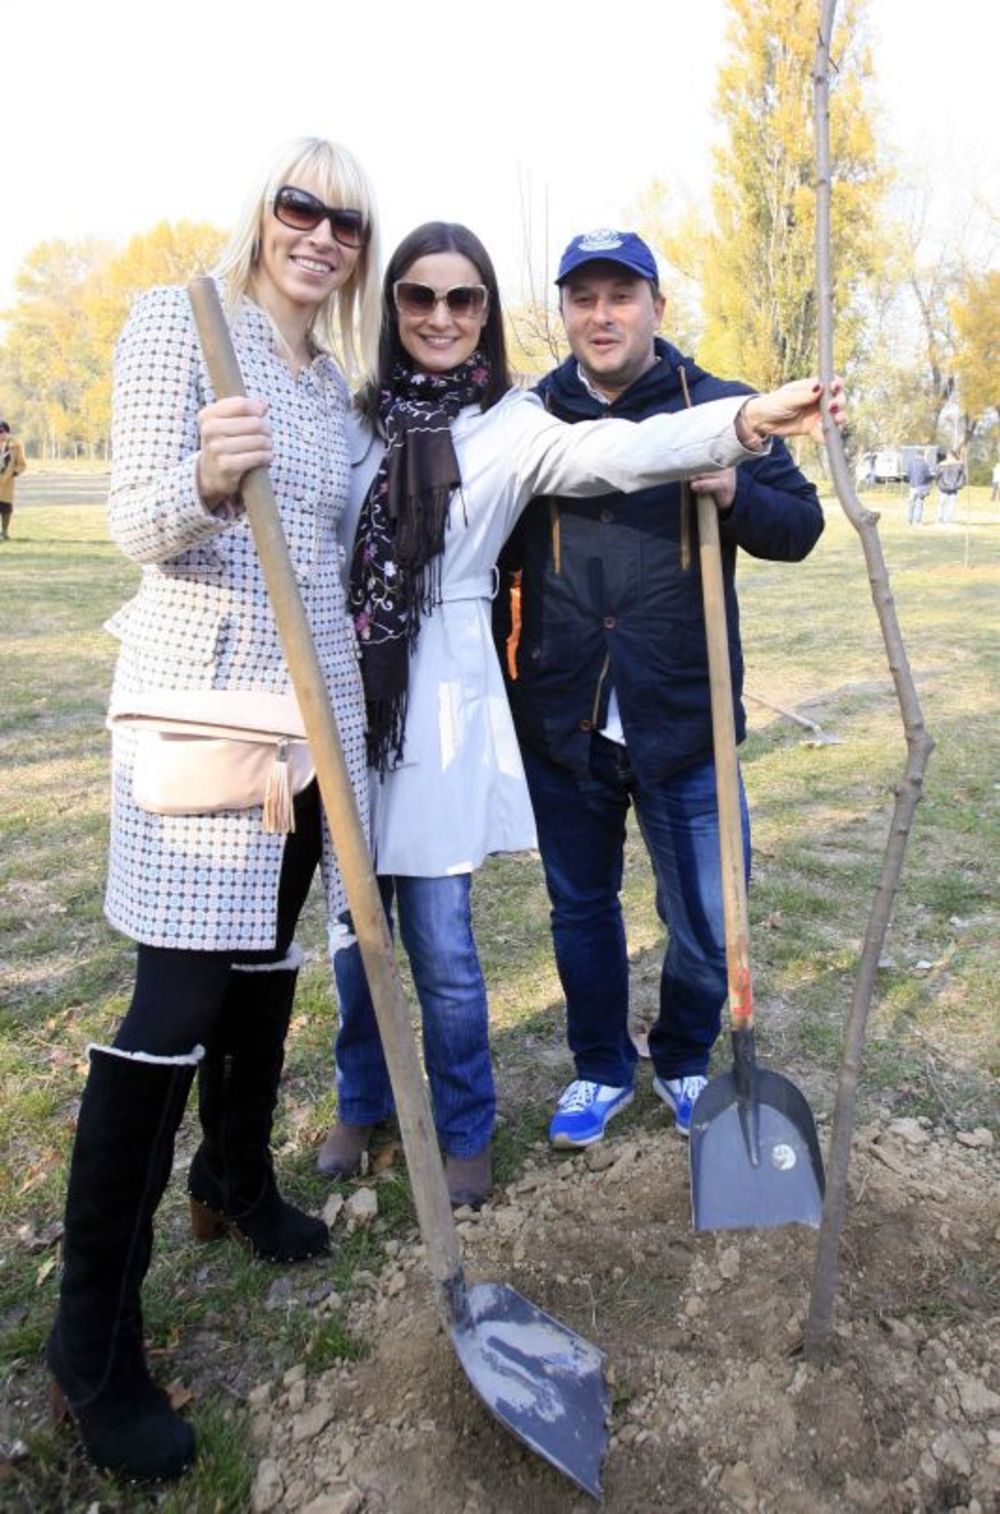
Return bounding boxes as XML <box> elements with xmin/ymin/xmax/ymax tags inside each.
<box><xmin>0</xmin><ymin>490</ymin><xmax>997</xmax><ymax>1508</ymax></box>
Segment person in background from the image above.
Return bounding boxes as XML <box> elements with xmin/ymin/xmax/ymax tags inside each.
<box><xmin>317</xmin><ymin>219</ymin><xmax>843</xmax><ymax>1208</ymax></box>
<box><xmin>906</xmin><ymin>447</ymin><xmax>935</xmax><ymax>525</ymax></box>
<box><xmin>990</xmin><ymin>458</ymin><xmax>1000</xmax><ymax>503</ymax></box>
<box><xmin>0</xmin><ymin>419</ymin><xmax>26</xmax><ymax>539</ymax></box>
<box><xmin>496</xmin><ymin>228</ymin><xmax>827</xmax><ymax>1151</ymax></box>
<box><xmin>935</xmin><ymin>447</ymin><xmax>966</xmax><ymax>524</ymax></box>
<box><xmin>46</xmin><ymin>136</ymin><xmax>381</xmax><ymax>1485</ymax></box>
<box><xmin>854</xmin><ymin>450</ymin><xmax>875</xmax><ymax>490</ymax></box>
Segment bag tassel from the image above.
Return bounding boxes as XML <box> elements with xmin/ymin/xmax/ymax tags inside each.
<box><xmin>263</xmin><ymin>742</ymin><xmax>296</xmax><ymax>835</ymax></box>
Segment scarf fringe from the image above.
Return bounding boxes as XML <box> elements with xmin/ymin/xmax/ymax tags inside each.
<box><xmin>366</xmin><ymin>692</ymin><xmax>410</xmax><ymax>776</ymax></box>
<box><xmin>404</xmin><ymin>555</ymin><xmax>443</xmax><ymax>637</ymax></box>
<box><xmin>393</xmin><ymin>486</ymin><xmax>455</xmax><ymax>576</ymax></box>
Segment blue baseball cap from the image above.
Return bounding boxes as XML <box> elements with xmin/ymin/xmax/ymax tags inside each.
<box><xmin>555</xmin><ymin>229</ymin><xmax>658</xmax><ymax>285</ymax></box>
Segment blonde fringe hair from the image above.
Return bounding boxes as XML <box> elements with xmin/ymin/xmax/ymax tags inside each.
<box><xmin>214</xmin><ymin>137</ymin><xmax>382</xmax><ymax>384</ymax></box>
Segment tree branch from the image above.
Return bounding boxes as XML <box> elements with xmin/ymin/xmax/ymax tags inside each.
<box><xmin>805</xmin><ymin>0</ymin><xmax>936</xmax><ymax>1358</ymax></box>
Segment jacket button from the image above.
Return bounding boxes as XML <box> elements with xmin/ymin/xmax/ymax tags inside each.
<box><xmin>578</xmin><ymin>718</ymin><xmax>592</xmax><ymax>731</ymax></box>
<box><xmin>603</xmin><ymin>615</ymin><xmax>616</xmax><ymax>630</ymax></box>
<box><xmin>600</xmin><ymin>509</ymin><xmax>614</xmax><ymax>524</ymax></box>
<box><xmin>530</xmin><ymin>647</ymin><xmax>541</xmax><ymax>660</ymax></box>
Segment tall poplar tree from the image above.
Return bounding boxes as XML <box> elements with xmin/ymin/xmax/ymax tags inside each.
<box><xmin>698</xmin><ymin>0</ymin><xmax>886</xmax><ymax>388</ymax></box>
<box><xmin>950</xmin><ymin>269</ymin><xmax>1000</xmax><ymax>446</ymax></box>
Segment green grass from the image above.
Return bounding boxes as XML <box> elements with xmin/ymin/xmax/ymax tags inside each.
<box><xmin>1</xmin><ymin>492</ymin><xmax>998</xmax><ymax>1508</ymax></box>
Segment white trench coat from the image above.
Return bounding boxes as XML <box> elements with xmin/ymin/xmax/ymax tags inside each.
<box><xmin>344</xmin><ymin>387</ymin><xmax>755</xmax><ymax>878</ymax></box>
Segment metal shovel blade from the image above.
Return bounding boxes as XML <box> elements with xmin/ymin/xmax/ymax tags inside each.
<box><xmin>690</xmin><ymin>1067</ymin><xmax>825</xmax><ymax>1232</ymax></box>
<box><xmin>447</xmin><ymin>1279</ymin><xmax>609</xmax><ymax>1499</ymax></box>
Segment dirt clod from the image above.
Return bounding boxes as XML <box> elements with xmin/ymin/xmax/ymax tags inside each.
<box><xmin>237</xmin><ymin>1110</ymin><xmax>998</xmax><ymax>1512</ymax></box>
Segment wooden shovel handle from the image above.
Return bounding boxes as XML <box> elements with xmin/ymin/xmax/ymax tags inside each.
<box><xmin>696</xmin><ymin>493</ymin><xmax>754</xmax><ymax>1029</ymax></box>
<box><xmin>187</xmin><ymin>278</ymin><xmax>461</xmax><ymax>1286</ymax></box>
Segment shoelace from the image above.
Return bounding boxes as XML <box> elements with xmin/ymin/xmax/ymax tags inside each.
<box><xmin>676</xmin><ymin>1076</ymin><xmax>708</xmax><ymax>1104</ymax></box>
<box><xmin>558</xmin><ymin>1080</ymin><xmax>600</xmax><ymax>1113</ymax></box>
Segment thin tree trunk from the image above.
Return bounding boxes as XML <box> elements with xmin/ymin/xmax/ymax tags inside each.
<box><xmin>805</xmin><ymin>0</ymin><xmax>936</xmax><ymax>1358</ymax></box>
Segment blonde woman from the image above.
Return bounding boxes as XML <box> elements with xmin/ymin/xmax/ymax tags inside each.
<box><xmin>47</xmin><ymin>137</ymin><xmax>381</xmax><ymax>1484</ymax></box>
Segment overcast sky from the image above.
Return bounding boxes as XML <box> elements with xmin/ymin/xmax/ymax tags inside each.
<box><xmin>0</xmin><ymin>0</ymin><xmax>996</xmax><ymax>311</ymax></box>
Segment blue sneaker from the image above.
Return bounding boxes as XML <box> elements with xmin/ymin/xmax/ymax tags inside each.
<box><xmin>548</xmin><ymin>1080</ymin><xmax>634</xmax><ymax>1149</ymax></box>
<box><xmin>653</xmin><ymin>1074</ymin><xmax>708</xmax><ymax>1137</ymax></box>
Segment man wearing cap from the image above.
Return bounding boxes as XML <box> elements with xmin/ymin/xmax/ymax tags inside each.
<box><xmin>496</xmin><ymin>229</ymin><xmax>824</xmax><ymax>1148</ymax></box>
<box><xmin>0</xmin><ymin>421</ymin><xmax>27</xmax><ymax>541</ymax></box>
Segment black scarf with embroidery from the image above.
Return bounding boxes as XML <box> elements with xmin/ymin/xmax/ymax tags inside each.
<box><xmin>349</xmin><ymin>353</ymin><xmax>490</xmax><ymax>773</ymax></box>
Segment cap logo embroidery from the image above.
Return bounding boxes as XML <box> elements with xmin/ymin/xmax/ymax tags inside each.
<box><xmin>577</xmin><ymin>229</ymin><xmax>624</xmax><ymax>252</ymax></box>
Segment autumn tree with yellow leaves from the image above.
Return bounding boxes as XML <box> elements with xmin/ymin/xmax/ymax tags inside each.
<box><xmin>638</xmin><ymin>0</ymin><xmax>887</xmax><ymax>393</ymax></box>
<box><xmin>950</xmin><ymin>269</ymin><xmax>999</xmax><ymax>448</ymax></box>
<box><xmin>708</xmin><ymin>0</ymin><xmax>887</xmax><ymax>386</ymax></box>
<box><xmin>0</xmin><ymin>220</ymin><xmax>223</xmax><ymax>457</ymax></box>
<box><xmin>0</xmin><ymin>239</ymin><xmax>111</xmax><ymax>458</ymax></box>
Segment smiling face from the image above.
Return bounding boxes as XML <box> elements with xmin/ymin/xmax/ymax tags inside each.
<box><xmin>559</xmin><ymin>262</ymin><xmax>665</xmax><ymax>401</ymax></box>
<box><xmin>395</xmin><ymin>251</ymin><xmax>488</xmax><ymax>374</ymax></box>
<box><xmin>253</xmin><ymin>177</ymin><xmax>361</xmax><ymax>326</ymax></box>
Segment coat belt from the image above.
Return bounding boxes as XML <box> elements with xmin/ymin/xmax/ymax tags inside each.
<box><xmin>439</xmin><ymin>570</ymin><xmax>499</xmax><ymax>603</ymax></box>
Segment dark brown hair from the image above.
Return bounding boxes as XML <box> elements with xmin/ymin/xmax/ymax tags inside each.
<box><xmin>357</xmin><ymin>221</ymin><xmax>511</xmax><ymax>428</ymax></box>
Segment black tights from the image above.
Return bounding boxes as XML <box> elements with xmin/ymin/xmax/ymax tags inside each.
<box><xmin>113</xmin><ymin>784</ymin><xmax>323</xmax><ymax>1056</ymax></box>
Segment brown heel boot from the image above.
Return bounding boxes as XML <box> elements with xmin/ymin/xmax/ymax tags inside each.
<box><xmin>445</xmin><ymin>1146</ymin><xmax>492</xmax><ymax>1210</ymax></box>
<box><xmin>188</xmin><ymin>1195</ymin><xmax>230</xmax><ymax>1243</ymax></box>
<box><xmin>51</xmin><ymin>1381</ymin><xmax>70</xmax><ymax>1425</ymax></box>
<box><xmin>315</xmin><ymin>1122</ymin><xmax>374</xmax><ymax>1179</ymax></box>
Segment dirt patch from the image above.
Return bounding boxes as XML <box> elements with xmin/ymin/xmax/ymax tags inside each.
<box><xmin>245</xmin><ymin>1117</ymin><xmax>998</xmax><ymax>1513</ymax></box>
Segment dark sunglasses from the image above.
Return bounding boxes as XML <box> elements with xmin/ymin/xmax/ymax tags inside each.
<box><xmin>393</xmin><ymin>280</ymin><xmax>489</xmax><ymax>320</ymax></box>
<box><xmin>272</xmin><ymin>185</ymin><xmax>370</xmax><ymax>250</ymax></box>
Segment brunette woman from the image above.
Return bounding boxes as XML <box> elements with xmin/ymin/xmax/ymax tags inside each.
<box><xmin>318</xmin><ymin>221</ymin><xmax>841</xmax><ymax>1209</ymax></box>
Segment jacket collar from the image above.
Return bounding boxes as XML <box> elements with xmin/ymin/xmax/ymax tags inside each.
<box><xmin>537</xmin><ymin>337</ymin><xmax>708</xmax><ymax>420</ymax></box>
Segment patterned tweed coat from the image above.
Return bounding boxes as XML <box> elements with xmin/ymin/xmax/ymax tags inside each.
<box><xmin>104</xmin><ymin>284</ymin><xmax>368</xmax><ymax>950</ymax></box>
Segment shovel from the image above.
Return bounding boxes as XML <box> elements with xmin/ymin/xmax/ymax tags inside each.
<box><xmin>689</xmin><ymin>491</ymin><xmax>825</xmax><ymax>1231</ymax></box>
<box><xmin>187</xmin><ymin>280</ymin><xmax>609</xmax><ymax>1498</ymax></box>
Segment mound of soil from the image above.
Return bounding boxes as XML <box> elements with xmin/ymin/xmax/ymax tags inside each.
<box><xmin>244</xmin><ymin>1114</ymin><xmax>998</xmax><ymax>1513</ymax></box>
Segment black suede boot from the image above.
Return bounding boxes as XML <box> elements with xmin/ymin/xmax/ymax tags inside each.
<box><xmin>46</xmin><ymin>1043</ymin><xmax>200</xmax><ymax>1483</ymax></box>
<box><xmin>187</xmin><ymin>948</ymin><xmax>329</xmax><ymax>1263</ymax></box>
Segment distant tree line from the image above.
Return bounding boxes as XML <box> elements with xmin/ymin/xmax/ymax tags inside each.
<box><xmin>2</xmin><ymin>0</ymin><xmax>996</xmax><ymax>472</ymax></box>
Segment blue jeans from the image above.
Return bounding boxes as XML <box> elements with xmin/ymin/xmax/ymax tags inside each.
<box><xmin>937</xmin><ymin>491</ymin><xmax>957</xmax><ymax>523</ymax></box>
<box><xmin>332</xmin><ymin>874</ymin><xmax>495</xmax><ymax>1158</ymax></box>
<box><xmin>522</xmin><ymin>738</ymin><xmax>750</xmax><ymax>1088</ymax></box>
